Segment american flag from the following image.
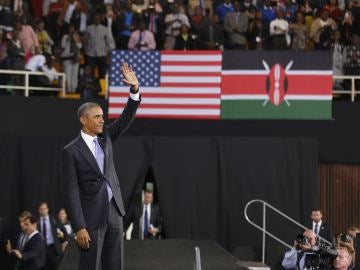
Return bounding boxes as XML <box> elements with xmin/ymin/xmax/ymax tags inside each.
<box><xmin>108</xmin><ymin>50</ymin><xmax>222</xmax><ymax>119</ymax></box>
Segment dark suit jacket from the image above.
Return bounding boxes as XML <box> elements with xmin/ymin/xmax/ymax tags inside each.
<box><xmin>130</xmin><ymin>203</ymin><xmax>163</xmax><ymax>240</ymax></box>
<box><xmin>18</xmin><ymin>232</ymin><xmax>46</xmax><ymax>270</ymax></box>
<box><xmin>37</xmin><ymin>215</ymin><xmax>69</xmax><ymax>254</ymax></box>
<box><xmin>62</xmin><ymin>98</ymin><xmax>140</xmax><ymax>232</ymax></box>
<box><xmin>197</xmin><ymin>23</ymin><xmax>224</xmax><ymax>50</ymax></box>
<box><xmin>310</xmin><ymin>221</ymin><xmax>333</xmax><ymax>243</ymax></box>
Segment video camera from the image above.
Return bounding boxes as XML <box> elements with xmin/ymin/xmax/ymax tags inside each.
<box><xmin>295</xmin><ymin>234</ymin><xmax>338</xmax><ymax>269</ymax></box>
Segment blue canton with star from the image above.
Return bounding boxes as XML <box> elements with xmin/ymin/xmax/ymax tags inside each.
<box><xmin>110</xmin><ymin>50</ymin><xmax>161</xmax><ymax>87</ymax></box>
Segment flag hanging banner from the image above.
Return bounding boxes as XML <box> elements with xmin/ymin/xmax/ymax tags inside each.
<box><xmin>221</xmin><ymin>51</ymin><xmax>333</xmax><ymax>119</ymax></box>
<box><xmin>109</xmin><ymin>50</ymin><xmax>222</xmax><ymax>119</ymax></box>
<box><xmin>109</xmin><ymin>51</ymin><xmax>332</xmax><ymax>120</ymax></box>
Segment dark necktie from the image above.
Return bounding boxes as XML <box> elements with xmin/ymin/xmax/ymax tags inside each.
<box><xmin>314</xmin><ymin>224</ymin><xmax>319</xmax><ymax>235</ymax></box>
<box><xmin>42</xmin><ymin>218</ymin><xmax>47</xmax><ymax>244</ymax></box>
<box><xmin>209</xmin><ymin>25</ymin><xmax>214</xmax><ymax>43</ymax></box>
<box><xmin>19</xmin><ymin>234</ymin><xmax>26</xmax><ymax>251</ymax></box>
<box><xmin>144</xmin><ymin>206</ymin><xmax>149</xmax><ymax>238</ymax></box>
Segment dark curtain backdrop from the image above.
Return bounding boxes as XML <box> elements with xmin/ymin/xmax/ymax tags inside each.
<box><xmin>0</xmin><ymin>134</ymin><xmax>318</xmax><ymax>269</ymax></box>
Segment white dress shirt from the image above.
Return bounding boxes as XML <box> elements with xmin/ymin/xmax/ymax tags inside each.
<box><xmin>27</xmin><ymin>230</ymin><xmax>40</xmax><ymax>241</ymax></box>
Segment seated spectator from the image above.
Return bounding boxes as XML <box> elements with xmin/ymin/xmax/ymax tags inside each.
<box><xmin>332</xmin><ymin>247</ymin><xmax>355</xmax><ymax>270</ymax></box>
<box><xmin>25</xmin><ymin>50</ymin><xmax>59</xmax><ymax>88</ymax></box>
<box><xmin>36</xmin><ymin>20</ymin><xmax>54</xmax><ymax>55</ymax></box>
<box><xmin>128</xmin><ymin>20</ymin><xmax>156</xmax><ymax>50</ymax></box>
<box><xmin>197</xmin><ymin>14</ymin><xmax>224</xmax><ymax>50</ymax></box>
<box><xmin>310</xmin><ymin>9</ymin><xmax>337</xmax><ymax>50</ymax></box>
<box><xmin>76</xmin><ymin>65</ymin><xmax>101</xmax><ymax>99</ymax></box>
<box><xmin>224</xmin><ymin>0</ymin><xmax>249</xmax><ymax>49</ymax></box>
<box><xmin>270</xmin><ymin>7</ymin><xmax>290</xmax><ymax>50</ymax></box>
<box><xmin>61</xmin><ymin>24</ymin><xmax>81</xmax><ymax>93</ymax></box>
<box><xmin>164</xmin><ymin>3</ymin><xmax>190</xmax><ymax>50</ymax></box>
<box><xmin>10</xmin><ymin>216</ymin><xmax>46</xmax><ymax>270</ymax></box>
<box><xmin>174</xmin><ymin>24</ymin><xmax>197</xmax><ymax>50</ymax></box>
<box><xmin>290</xmin><ymin>11</ymin><xmax>308</xmax><ymax>50</ymax></box>
<box><xmin>248</xmin><ymin>10</ymin><xmax>268</xmax><ymax>50</ymax></box>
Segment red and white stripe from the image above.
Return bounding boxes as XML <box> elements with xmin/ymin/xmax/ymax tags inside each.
<box><xmin>109</xmin><ymin>51</ymin><xmax>222</xmax><ymax>119</ymax></box>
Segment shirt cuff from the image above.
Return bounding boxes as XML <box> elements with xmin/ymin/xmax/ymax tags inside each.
<box><xmin>130</xmin><ymin>92</ymin><xmax>140</xmax><ymax>101</ymax></box>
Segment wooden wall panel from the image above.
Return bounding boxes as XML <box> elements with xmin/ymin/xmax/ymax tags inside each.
<box><xmin>319</xmin><ymin>164</ymin><xmax>360</xmax><ymax>235</ymax></box>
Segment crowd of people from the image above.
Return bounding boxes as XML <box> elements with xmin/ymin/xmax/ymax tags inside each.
<box><xmin>0</xmin><ymin>0</ymin><xmax>359</xmax><ymax>94</ymax></box>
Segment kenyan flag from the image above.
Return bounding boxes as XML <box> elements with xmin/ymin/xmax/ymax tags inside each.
<box><xmin>221</xmin><ymin>51</ymin><xmax>332</xmax><ymax>119</ymax></box>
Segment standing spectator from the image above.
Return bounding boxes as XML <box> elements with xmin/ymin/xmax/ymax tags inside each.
<box><xmin>128</xmin><ymin>20</ymin><xmax>156</xmax><ymax>50</ymax></box>
<box><xmin>248</xmin><ymin>10</ymin><xmax>268</xmax><ymax>50</ymax></box>
<box><xmin>281</xmin><ymin>0</ymin><xmax>298</xmax><ymax>22</ymax></box>
<box><xmin>10</xmin><ymin>216</ymin><xmax>46</xmax><ymax>270</ymax></box>
<box><xmin>339</xmin><ymin>10</ymin><xmax>354</xmax><ymax>45</ymax></box>
<box><xmin>114</xmin><ymin>0</ymin><xmax>138</xmax><ymax>49</ymax></box>
<box><xmin>61</xmin><ymin>24</ymin><xmax>82</xmax><ymax>93</ymax></box>
<box><xmin>188</xmin><ymin>0</ymin><xmax>214</xmax><ymax>17</ymax></box>
<box><xmin>197</xmin><ymin>14</ymin><xmax>224</xmax><ymax>49</ymax></box>
<box><xmin>309</xmin><ymin>209</ymin><xmax>333</xmax><ymax>243</ymax></box>
<box><xmin>84</xmin><ymin>13</ymin><xmax>114</xmax><ymax>79</ymax></box>
<box><xmin>0</xmin><ymin>0</ymin><xmax>15</xmax><ymax>32</ymax></box>
<box><xmin>70</xmin><ymin>1</ymin><xmax>88</xmax><ymax>34</ymax></box>
<box><xmin>7</xmin><ymin>30</ymin><xmax>25</xmax><ymax>86</ymax></box>
<box><xmin>191</xmin><ymin>6</ymin><xmax>207</xmax><ymax>34</ymax></box>
<box><xmin>143</xmin><ymin>0</ymin><xmax>164</xmax><ymax>49</ymax></box>
<box><xmin>290</xmin><ymin>11</ymin><xmax>308</xmax><ymax>50</ymax></box>
<box><xmin>37</xmin><ymin>202</ymin><xmax>69</xmax><ymax>270</ymax></box>
<box><xmin>36</xmin><ymin>20</ymin><xmax>54</xmax><ymax>55</ymax></box>
<box><xmin>310</xmin><ymin>9</ymin><xmax>337</xmax><ymax>50</ymax></box>
<box><xmin>261</xmin><ymin>0</ymin><xmax>276</xmax><ymax>26</ymax></box>
<box><xmin>5</xmin><ymin>211</ymin><xmax>33</xmax><ymax>259</ymax></box>
<box><xmin>270</xmin><ymin>7</ymin><xmax>290</xmax><ymax>49</ymax></box>
<box><xmin>15</xmin><ymin>18</ymin><xmax>39</xmax><ymax>61</ymax></box>
<box><xmin>299</xmin><ymin>0</ymin><xmax>315</xmax><ymax>31</ymax></box>
<box><xmin>174</xmin><ymin>24</ymin><xmax>197</xmax><ymax>50</ymax></box>
<box><xmin>331</xmin><ymin>29</ymin><xmax>346</xmax><ymax>89</ymax></box>
<box><xmin>57</xmin><ymin>208</ymin><xmax>73</xmax><ymax>238</ymax></box>
<box><xmin>125</xmin><ymin>190</ymin><xmax>163</xmax><ymax>240</ymax></box>
<box><xmin>241</xmin><ymin>0</ymin><xmax>256</xmax><ymax>22</ymax></box>
<box><xmin>77</xmin><ymin>65</ymin><xmax>101</xmax><ymax>98</ymax></box>
<box><xmin>215</xmin><ymin>0</ymin><xmax>234</xmax><ymax>24</ymax></box>
<box><xmin>326</xmin><ymin>0</ymin><xmax>344</xmax><ymax>24</ymax></box>
<box><xmin>164</xmin><ymin>3</ymin><xmax>190</xmax><ymax>49</ymax></box>
<box><xmin>344</xmin><ymin>34</ymin><xmax>360</xmax><ymax>89</ymax></box>
<box><xmin>224</xmin><ymin>0</ymin><xmax>249</xmax><ymax>49</ymax></box>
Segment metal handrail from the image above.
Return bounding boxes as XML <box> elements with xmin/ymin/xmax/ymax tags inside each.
<box><xmin>333</xmin><ymin>75</ymin><xmax>360</xmax><ymax>102</ymax></box>
<box><xmin>244</xmin><ymin>199</ymin><xmax>332</xmax><ymax>264</ymax></box>
<box><xmin>0</xmin><ymin>69</ymin><xmax>66</xmax><ymax>97</ymax></box>
<box><xmin>194</xmin><ymin>246</ymin><xmax>202</xmax><ymax>270</ymax></box>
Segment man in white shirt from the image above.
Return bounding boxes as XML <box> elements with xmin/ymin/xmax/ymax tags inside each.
<box><xmin>25</xmin><ymin>52</ymin><xmax>58</xmax><ymax>87</ymax></box>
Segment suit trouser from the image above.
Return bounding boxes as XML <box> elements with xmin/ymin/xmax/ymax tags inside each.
<box><xmin>45</xmin><ymin>244</ymin><xmax>60</xmax><ymax>270</ymax></box>
<box><xmin>78</xmin><ymin>199</ymin><xmax>124</xmax><ymax>270</ymax></box>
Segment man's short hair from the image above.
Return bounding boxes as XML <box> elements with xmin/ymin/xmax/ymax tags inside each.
<box><xmin>24</xmin><ymin>216</ymin><xmax>37</xmax><ymax>225</ymax></box>
<box><xmin>77</xmin><ymin>102</ymin><xmax>101</xmax><ymax>119</ymax></box>
<box><xmin>19</xmin><ymin>210</ymin><xmax>32</xmax><ymax>219</ymax></box>
<box><xmin>37</xmin><ymin>201</ymin><xmax>48</xmax><ymax>209</ymax></box>
<box><xmin>144</xmin><ymin>189</ymin><xmax>153</xmax><ymax>194</ymax></box>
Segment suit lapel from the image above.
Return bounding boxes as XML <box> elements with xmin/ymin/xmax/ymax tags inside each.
<box><xmin>75</xmin><ymin>135</ymin><xmax>102</xmax><ymax>174</ymax></box>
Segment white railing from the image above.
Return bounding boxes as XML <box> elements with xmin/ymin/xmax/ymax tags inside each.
<box><xmin>0</xmin><ymin>69</ymin><xmax>66</xmax><ymax>97</ymax></box>
<box><xmin>333</xmin><ymin>75</ymin><xmax>360</xmax><ymax>102</ymax></box>
<box><xmin>244</xmin><ymin>199</ymin><xmax>332</xmax><ymax>264</ymax></box>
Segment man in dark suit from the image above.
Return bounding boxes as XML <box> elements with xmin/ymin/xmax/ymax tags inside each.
<box><xmin>127</xmin><ymin>189</ymin><xmax>163</xmax><ymax>240</ymax></box>
<box><xmin>11</xmin><ymin>216</ymin><xmax>46</xmax><ymax>270</ymax></box>
<box><xmin>310</xmin><ymin>209</ymin><xmax>333</xmax><ymax>243</ymax></box>
<box><xmin>197</xmin><ymin>14</ymin><xmax>224</xmax><ymax>50</ymax></box>
<box><xmin>62</xmin><ymin>62</ymin><xmax>140</xmax><ymax>270</ymax></box>
<box><xmin>37</xmin><ymin>202</ymin><xmax>69</xmax><ymax>270</ymax></box>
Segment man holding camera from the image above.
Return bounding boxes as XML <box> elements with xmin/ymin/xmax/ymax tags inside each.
<box><xmin>282</xmin><ymin>230</ymin><xmax>318</xmax><ymax>269</ymax></box>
